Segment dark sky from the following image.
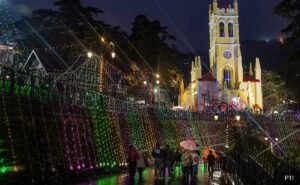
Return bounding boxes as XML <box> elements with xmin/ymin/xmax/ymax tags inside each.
<box><xmin>10</xmin><ymin>0</ymin><xmax>286</xmax><ymax>53</ymax></box>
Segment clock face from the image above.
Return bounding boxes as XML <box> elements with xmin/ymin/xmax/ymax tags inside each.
<box><xmin>223</xmin><ymin>51</ymin><xmax>232</xmax><ymax>59</ymax></box>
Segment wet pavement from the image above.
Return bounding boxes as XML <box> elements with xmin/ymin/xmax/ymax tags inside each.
<box><xmin>76</xmin><ymin>164</ymin><xmax>227</xmax><ymax>185</ymax></box>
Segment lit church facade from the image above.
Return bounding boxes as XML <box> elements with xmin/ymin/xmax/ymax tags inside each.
<box><xmin>179</xmin><ymin>0</ymin><xmax>263</xmax><ymax>112</ymax></box>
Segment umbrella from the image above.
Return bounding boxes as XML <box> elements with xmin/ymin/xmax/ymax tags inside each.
<box><xmin>180</xmin><ymin>140</ymin><xmax>197</xmax><ymax>150</ymax></box>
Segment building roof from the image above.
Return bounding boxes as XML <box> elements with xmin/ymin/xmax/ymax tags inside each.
<box><xmin>34</xmin><ymin>50</ymin><xmax>67</xmax><ymax>73</ymax></box>
<box><xmin>243</xmin><ymin>75</ymin><xmax>260</xmax><ymax>82</ymax></box>
<box><xmin>24</xmin><ymin>49</ymin><xmax>87</xmax><ymax>73</ymax></box>
<box><xmin>199</xmin><ymin>71</ymin><xmax>216</xmax><ymax>81</ymax></box>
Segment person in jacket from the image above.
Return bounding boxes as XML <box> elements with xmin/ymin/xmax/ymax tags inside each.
<box><xmin>182</xmin><ymin>150</ymin><xmax>193</xmax><ymax>183</ymax></box>
<box><xmin>173</xmin><ymin>148</ymin><xmax>182</xmax><ymax>174</ymax></box>
<box><xmin>128</xmin><ymin>145</ymin><xmax>139</xmax><ymax>183</ymax></box>
<box><xmin>207</xmin><ymin>150</ymin><xmax>216</xmax><ymax>179</ymax></box>
<box><xmin>163</xmin><ymin>145</ymin><xmax>174</xmax><ymax>177</ymax></box>
<box><xmin>190</xmin><ymin>150</ymin><xmax>200</xmax><ymax>178</ymax></box>
<box><xmin>151</xmin><ymin>143</ymin><xmax>164</xmax><ymax>178</ymax></box>
<box><xmin>137</xmin><ymin>148</ymin><xmax>146</xmax><ymax>183</ymax></box>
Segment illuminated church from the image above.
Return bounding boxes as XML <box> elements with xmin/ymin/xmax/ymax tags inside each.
<box><xmin>179</xmin><ymin>0</ymin><xmax>263</xmax><ymax>112</ymax></box>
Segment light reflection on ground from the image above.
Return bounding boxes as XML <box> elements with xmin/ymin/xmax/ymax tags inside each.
<box><xmin>76</xmin><ymin>163</ymin><xmax>226</xmax><ymax>185</ymax></box>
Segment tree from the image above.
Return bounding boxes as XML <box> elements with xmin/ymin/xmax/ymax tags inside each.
<box><xmin>125</xmin><ymin>15</ymin><xmax>185</xmax><ymax>103</ymax></box>
<box><xmin>274</xmin><ymin>0</ymin><xmax>300</xmax><ymax>101</ymax></box>
<box><xmin>289</xmin><ymin>146</ymin><xmax>300</xmax><ymax>168</ymax></box>
<box><xmin>262</xmin><ymin>70</ymin><xmax>288</xmax><ymax>111</ymax></box>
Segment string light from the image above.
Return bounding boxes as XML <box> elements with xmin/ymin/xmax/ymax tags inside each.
<box><xmin>0</xmin><ymin>78</ymin><xmax>14</xmax><ymax>174</ymax></box>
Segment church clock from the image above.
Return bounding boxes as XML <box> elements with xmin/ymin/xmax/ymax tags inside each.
<box><xmin>223</xmin><ymin>51</ymin><xmax>232</xmax><ymax>59</ymax></box>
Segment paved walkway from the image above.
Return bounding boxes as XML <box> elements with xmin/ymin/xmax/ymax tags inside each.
<box><xmin>75</xmin><ymin>164</ymin><xmax>227</xmax><ymax>185</ymax></box>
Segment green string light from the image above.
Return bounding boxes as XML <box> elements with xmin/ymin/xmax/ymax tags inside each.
<box><xmin>128</xmin><ymin>103</ymin><xmax>145</xmax><ymax>149</ymax></box>
<box><xmin>87</xmin><ymin>92</ymin><xmax>116</xmax><ymax>169</ymax></box>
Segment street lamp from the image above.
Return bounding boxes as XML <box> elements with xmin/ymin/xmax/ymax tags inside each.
<box><xmin>109</xmin><ymin>42</ymin><xmax>116</xmax><ymax>59</ymax></box>
<box><xmin>156</xmin><ymin>74</ymin><xmax>160</xmax><ymax>78</ymax></box>
<box><xmin>214</xmin><ymin>115</ymin><xmax>219</xmax><ymax>121</ymax></box>
<box><xmin>236</xmin><ymin>115</ymin><xmax>241</xmax><ymax>121</ymax></box>
<box><xmin>264</xmin><ymin>137</ymin><xmax>268</xmax><ymax>141</ymax></box>
<box><xmin>143</xmin><ymin>81</ymin><xmax>147</xmax><ymax>85</ymax></box>
<box><xmin>275</xmin><ymin>137</ymin><xmax>279</xmax><ymax>142</ymax></box>
<box><xmin>156</xmin><ymin>80</ymin><xmax>160</xmax><ymax>85</ymax></box>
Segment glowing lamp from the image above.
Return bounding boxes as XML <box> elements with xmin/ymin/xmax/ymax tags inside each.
<box><xmin>111</xmin><ymin>51</ymin><xmax>116</xmax><ymax>58</ymax></box>
<box><xmin>264</xmin><ymin>137</ymin><xmax>268</xmax><ymax>141</ymax></box>
<box><xmin>87</xmin><ymin>52</ymin><xmax>93</xmax><ymax>58</ymax></box>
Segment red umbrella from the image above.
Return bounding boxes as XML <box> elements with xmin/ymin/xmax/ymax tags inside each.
<box><xmin>180</xmin><ymin>140</ymin><xmax>197</xmax><ymax>150</ymax></box>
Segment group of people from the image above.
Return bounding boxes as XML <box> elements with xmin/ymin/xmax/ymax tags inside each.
<box><xmin>127</xmin><ymin>145</ymin><xmax>151</xmax><ymax>184</ymax></box>
<box><xmin>127</xmin><ymin>143</ymin><xmax>228</xmax><ymax>184</ymax></box>
<box><xmin>151</xmin><ymin>143</ymin><xmax>182</xmax><ymax>179</ymax></box>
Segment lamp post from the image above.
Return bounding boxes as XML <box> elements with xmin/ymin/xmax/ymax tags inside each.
<box><xmin>155</xmin><ymin>74</ymin><xmax>161</xmax><ymax>108</ymax></box>
<box><xmin>86</xmin><ymin>37</ymin><xmax>117</xmax><ymax>92</ymax></box>
<box><xmin>109</xmin><ymin>42</ymin><xmax>116</xmax><ymax>59</ymax></box>
<box><xmin>213</xmin><ymin>101</ymin><xmax>241</xmax><ymax>151</ymax></box>
<box><xmin>264</xmin><ymin>137</ymin><xmax>278</xmax><ymax>154</ymax></box>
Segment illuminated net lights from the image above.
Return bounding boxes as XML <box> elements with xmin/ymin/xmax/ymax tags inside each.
<box><xmin>87</xmin><ymin>93</ymin><xmax>117</xmax><ymax>169</ymax></box>
<box><xmin>106</xmin><ymin>110</ymin><xmax>125</xmax><ymax>166</ymax></box>
<box><xmin>128</xmin><ymin>102</ymin><xmax>145</xmax><ymax>150</ymax></box>
<box><xmin>0</xmin><ymin>139</ymin><xmax>13</xmax><ymax>174</ymax></box>
<box><xmin>0</xmin><ymin>79</ymin><xmax>16</xmax><ymax>174</ymax></box>
<box><xmin>137</xmin><ymin>106</ymin><xmax>155</xmax><ymax>152</ymax></box>
<box><xmin>58</xmin><ymin>102</ymin><xmax>73</xmax><ymax>171</ymax></box>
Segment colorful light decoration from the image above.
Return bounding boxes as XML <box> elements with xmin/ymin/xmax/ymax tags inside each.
<box><xmin>128</xmin><ymin>102</ymin><xmax>145</xmax><ymax>149</ymax></box>
<box><xmin>87</xmin><ymin>92</ymin><xmax>117</xmax><ymax>168</ymax></box>
<box><xmin>0</xmin><ymin>67</ymin><xmax>298</xmax><ymax>184</ymax></box>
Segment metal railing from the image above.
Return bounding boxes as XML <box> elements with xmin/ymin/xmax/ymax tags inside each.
<box><xmin>227</xmin><ymin>153</ymin><xmax>300</xmax><ymax>185</ymax></box>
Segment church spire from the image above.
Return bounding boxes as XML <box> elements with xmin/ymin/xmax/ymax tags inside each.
<box><xmin>234</xmin><ymin>0</ymin><xmax>238</xmax><ymax>15</ymax></box>
<box><xmin>249</xmin><ymin>63</ymin><xmax>253</xmax><ymax>76</ymax></box>
<box><xmin>213</xmin><ymin>0</ymin><xmax>218</xmax><ymax>14</ymax></box>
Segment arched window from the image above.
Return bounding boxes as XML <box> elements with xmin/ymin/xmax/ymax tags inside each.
<box><xmin>220</xmin><ymin>22</ymin><xmax>225</xmax><ymax>37</ymax></box>
<box><xmin>224</xmin><ymin>68</ymin><xmax>231</xmax><ymax>88</ymax></box>
<box><xmin>228</xmin><ymin>23</ymin><xmax>234</xmax><ymax>37</ymax></box>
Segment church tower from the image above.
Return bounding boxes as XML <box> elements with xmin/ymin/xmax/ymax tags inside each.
<box><xmin>209</xmin><ymin>0</ymin><xmax>243</xmax><ymax>89</ymax></box>
<box><xmin>178</xmin><ymin>0</ymin><xmax>263</xmax><ymax>112</ymax></box>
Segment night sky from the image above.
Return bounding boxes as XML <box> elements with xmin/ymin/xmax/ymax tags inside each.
<box><xmin>11</xmin><ymin>0</ymin><xmax>286</xmax><ymax>53</ymax></box>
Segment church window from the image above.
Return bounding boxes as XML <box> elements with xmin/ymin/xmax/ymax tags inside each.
<box><xmin>228</xmin><ymin>23</ymin><xmax>234</xmax><ymax>37</ymax></box>
<box><xmin>224</xmin><ymin>69</ymin><xmax>231</xmax><ymax>88</ymax></box>
<box><xmin>220</xmin><ymin>22</ymin><xmax>225</xmax><ymax>37</ymax></box>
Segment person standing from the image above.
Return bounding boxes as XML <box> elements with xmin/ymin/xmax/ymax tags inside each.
<box><xmin>152</xmin><ymin>143</ymin><xmax>163</xmax><ymax>178</ymax></box>
<box><xmin>173</xmin><ymin>148</ymin><xmax>182</xmax><ymax>173</ymax></box>
<box><xmin>191</xmin><ymin>150</ymin><xmax>200</xmax><ymax>178</ymax></box>
<box><xmin>207</xmin><ymin>150</ymin><xmax>216</xmax><ymax>179</ymax></box>
<box><xmin>128</xmin><ymin>145</ymin><xmax>139</xmax><ymax>183</ymax></box>
<box><xmin>163</xmin><ymin>145</ymin><xmax>173</xmax><ymax>177</ymax></box>
<box><xmin>220</xmin><ymin>153</ymin><xmax>228</xmax><ymax>184</ymax></box>
<box><xmin>182</xmin><ymin>150</ymin><xmax>193</xmax><ymax>184</ymax></box>
<box><xmin>137</xmin><ymin>149</ymin><xmax>146</xmax><ymax>183</ymax></box>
